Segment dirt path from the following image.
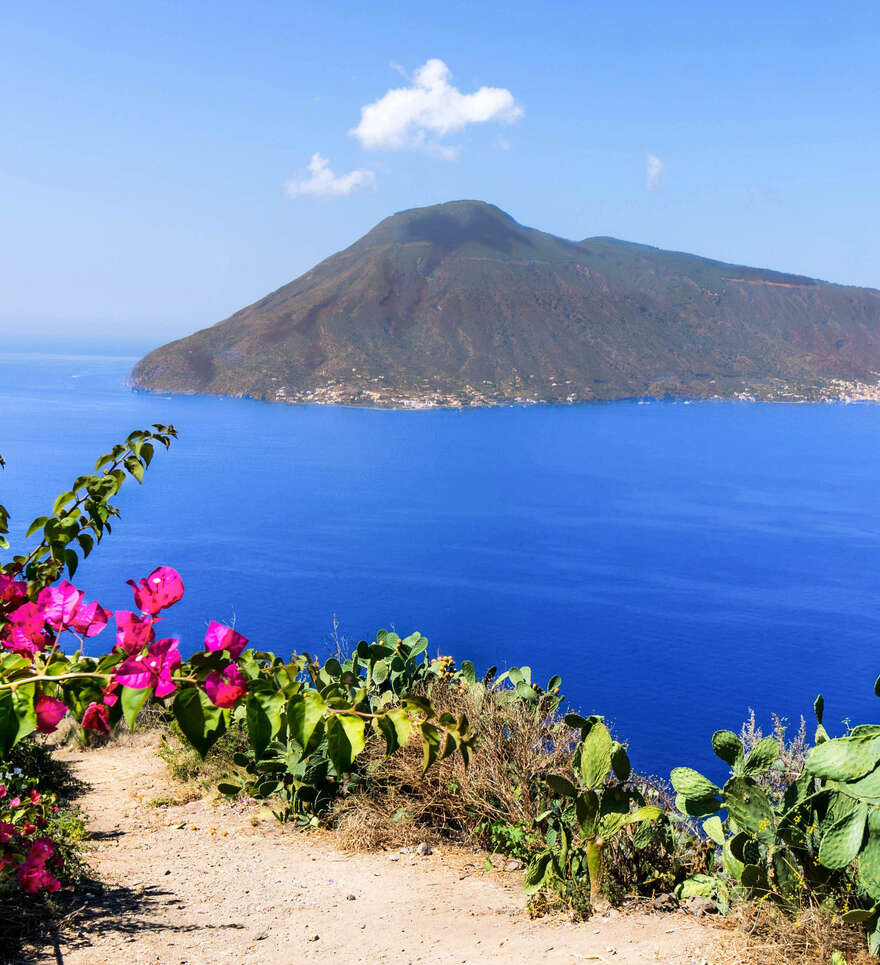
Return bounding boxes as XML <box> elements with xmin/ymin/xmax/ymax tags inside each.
<box><xmin>36</xmin><ymin>736</ymin><xmax>718</xmax><ymax>965</ymax></box>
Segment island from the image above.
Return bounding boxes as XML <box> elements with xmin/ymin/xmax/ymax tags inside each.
<box><xmin>130</xmin><ymin>200</ymin><xmax>880</xmax><ymax>407</ymax></box>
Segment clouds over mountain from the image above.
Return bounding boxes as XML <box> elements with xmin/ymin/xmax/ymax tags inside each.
<box><xmin>350</xmin><ymin>59</ymin><xmax>523</xmax><ymax>155</ymax></box>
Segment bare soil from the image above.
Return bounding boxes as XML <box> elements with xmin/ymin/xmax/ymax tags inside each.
<box><xmin>32</xmin><ymin>735</ymin><xmax>718</xmax><ymax>964</ymax></box>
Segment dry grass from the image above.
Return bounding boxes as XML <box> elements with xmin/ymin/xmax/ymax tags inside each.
<box><xmin>331</xmin><ymin>679</ymin><xmax>576</xmax><ymax>851</ymax></box>
<box><xmin>739</xmin><ymin>710</ymin><xmax>809</xmax><ymax>799</ymax></box>
<box><xmin>710</xmin><ymin>903</ymin><xmax>872</xmax><ymax>965</ymax></box>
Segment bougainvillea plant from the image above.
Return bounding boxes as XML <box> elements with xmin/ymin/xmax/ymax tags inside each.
<box><xmin>0</xmin><ymin>427</ymin><xmax>475</xmax><ymax>894</ymax></box>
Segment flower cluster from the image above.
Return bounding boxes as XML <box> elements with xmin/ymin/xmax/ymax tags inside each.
<box><xmin>0</xmin><ymin>779</ymin><xmax>61</xmax><ymax>894</ymax></box>
<box><xmin>0</xmin><ymin>565</ymin><xmax>252</xmax><ymax>894</ymax></box>
<box><xmin>1</xmin><ymin>575</ymin><xmax>109</xmax><ymax>659</ymax></box>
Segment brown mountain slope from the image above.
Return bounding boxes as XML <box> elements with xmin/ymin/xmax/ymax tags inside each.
<box><xmin>131</xmin><ymin>200</ymin><xmax>880</xmax><ymax>406</ymax></box>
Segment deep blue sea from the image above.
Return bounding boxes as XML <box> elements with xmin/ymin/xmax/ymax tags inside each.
<box><xmin>2</xmin><ymin>343</ymin><xmax>880</xmax><ymax>778</ymax></box>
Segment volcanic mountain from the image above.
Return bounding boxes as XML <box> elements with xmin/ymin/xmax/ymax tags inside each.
<box><xmin>131</xmin><ymin>200</ymin><xmax>880</xmax><ymax>406</ymax></box>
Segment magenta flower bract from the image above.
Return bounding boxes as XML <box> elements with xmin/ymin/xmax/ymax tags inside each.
<box><xmin>126</xmin><ymin>566</ymin><xmax>184</xmax><ymax>616</ymax></box>
<box><xmin>3</xmin><ymin>602</ymin><xmax>51</xmax><ymax>657</ymax></box>
<box><xmin>36</xmin><ymin>581</ymin><xmax>84</xmax><ymax>631</ymax></box>
<box><xmin>114</xmin><ymin>610</ymin><xmax>158</xmax><ymax>654</ymax></box>
<box><xmin>81</xmin><ymin>702</ymin><xmax>110</xmax><ymax>734</ymax></box>
<box><xmin>204</xmin><ymin>621</ymin><xmax>249</xmax><ymax>660</ymax></box>
<box><xmin>34</xmin><ymin>695</ymin><xmax>68</xmax><ymax>734</ymax></box>
<box><xmin>114</xmin><ymin>637</ymin><xmax>181</xmax><ymax>698</ymax></box>
<box><xmin>204</xmin><ymin>663</ymin><xmax>248</xmax><ymax>708</ymax></box>
<box><xmin>0</xmin><ymin>575</ymin><xmax>28</xmax><ymax>606</ymax></box>
<box><xmin>17</xmin><ymin>838</ymin><xmax>60</xmax><ymax>893</ymax></box>
<box><xmin>70</xmin><ymin>600</ymin><xmax>111</xmax><ymax>638</ymax></box>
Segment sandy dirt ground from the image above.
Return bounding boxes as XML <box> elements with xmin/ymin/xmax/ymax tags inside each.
<box><xmin>28</xmin><ymin>735</ymin><xmax>721</xmax><ymax>965</ymax></box>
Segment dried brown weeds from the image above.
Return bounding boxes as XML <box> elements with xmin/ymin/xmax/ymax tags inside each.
<box><xmin>710</xmin><ymin>903</ymin><xmax>871</xmax><ymax>965</ymax></box>
<box><xmin>331</xmin><ymin>679</ymin><xmax>576</xmax><ymax>851</ymax></box>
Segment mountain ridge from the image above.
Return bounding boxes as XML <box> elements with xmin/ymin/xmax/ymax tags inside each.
<box><xmin>131</xmin><ymin>200</ymin><xmax>880</xmax><ymax>407</ymax></box>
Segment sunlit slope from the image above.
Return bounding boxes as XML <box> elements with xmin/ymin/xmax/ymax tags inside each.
<box><xmin>131</xmin><ymin>200</ymin><xmax>880</xmax><ymax>404</ymax></box>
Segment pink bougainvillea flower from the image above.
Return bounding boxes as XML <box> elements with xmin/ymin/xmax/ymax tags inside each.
<box><xmin>0</xmin><ymin>574</ymin><xmax>28</xmax><ymax>606</ymax></box>
<box><xmin>101</xmin><ymin>680</ymin><xmax>119</xmax><ymax>707</ymax></box>
<box><xmin>126</xmin><ymin>566</ymin><xmax>184</xmax><ymax>616</ymax></box>
<box><xmin>0</xmin><ymin>784</ymin><xmax>6</xmax><ymax>799</ymax></box>
<box><xmin>17</xmin><ymin>838</ymin><xmax>60</xmax><ymax>893</ymax></box>
<box><xmin>3</xmin><ymin>602</ymin><xmax>51</xmax><ymax>656</ymax></box>
<box><xmin>114</xmin><ymin>610</ymin><xmax>158</xmax><ymax>654</ymax></box>
<box><xmin>81</xmin><ymin>702</ymin><xmax>110</xmax><ymax>734</ymax></box>
<box><xmin>204</xmin><ymin>663</ymin><xmax>248</xmax><ymax>708</ymax></box>
<box><xmin>114</xmin><ymin>637</ymin><xmax>181</xmax><ymax>698</ymax></box>
<box><xmin>36</xmin><ymin>581</ymin><xmax>84</xmax><ymax>630</ymax></box>
<box><xmin>34</xmin><ymin>695</ymin><xmax>68</xmax><ymax>734</ymax></box>
<box><xmin>69</xmin><ymin>600</ymin><xmax>111</xmax><ymax>638</ymax></box>
<box><xmin>204</xmin><ymin>621</ymin><xmax>249</xmax><ymax>660</ymax></box>
<box><xmin>0</xmin><ymin>822</ymin><xmax>15</xmax><ymax>844</ymax></box>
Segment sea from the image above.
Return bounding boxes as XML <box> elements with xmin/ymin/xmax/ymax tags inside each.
<box><xmin>2</xmin><ymin>341</ymin><xmax>880</xmax><ymax>779</ymax></box>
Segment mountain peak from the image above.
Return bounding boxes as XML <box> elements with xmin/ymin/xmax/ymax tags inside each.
<box><xmin>359</xmin><ymin>199</ymin><xmax>535</xmax><ymax>256</ymax></box>
<box><xmin>131</xmin><ymin>201</ymin><xmax>880</xmax><ymax>408</ymax></box>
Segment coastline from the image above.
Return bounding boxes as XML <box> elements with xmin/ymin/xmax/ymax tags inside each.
<box><xmin>127</xmin><ymin>375</ymin><xmax>880</xmax><ymax>410</ymax></box>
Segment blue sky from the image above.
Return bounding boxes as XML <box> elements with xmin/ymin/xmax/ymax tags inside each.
<box><xmin>2</xmin><ymin>0</ymin><xmax>879</xmax><ymax>340</ymax></box>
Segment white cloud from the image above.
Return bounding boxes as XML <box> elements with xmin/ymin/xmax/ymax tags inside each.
<box><xmin>350</xmin><ymin>59</ymin><xmax>523</xmax><ymax>155</ymax></box>
<box><xmin>646</xmin><ymin>153</ymin><xmax>663</xmax><ymax>190</ymax></box>
<box><xmin>284</xmin><ymin>154</ymin><xmax>376</xmax><ymax>199</ymax></box>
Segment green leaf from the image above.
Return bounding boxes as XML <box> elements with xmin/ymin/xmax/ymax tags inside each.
<box><xmin>420</xmin><ymin>721</ymin><xmax>441</xmax><ymax>774</ymax></box>
<box><xmin>402</xmin><ymin>695</ymin><xmax>432</xmax><ymax>716</ymax></box>
<box><xmin>377</xmin><ymin>707</ymin><xmax>411</xmax><ymax>755</ymax></box>
<box><xmin>579</xmin><ymin>720</ymin><xmax>613</xmax><ymax>789</ymax></box>
<box><xmin>458</xmin><ymin>660</ymin><xmax>477</xmax><ymax>686</ymax></box>
<box><xmin>52</xmin><ymin>491</ymin><xmax>76</xmax><ymax>514</ymax></box>
<box><xmin>611</xmin><ymin>741</ymin><xmax>631</xmax><ymax>782</ymax></box>
<box><xmin>744</xmin><ymin>737</ymin><xmax>779</xmax><ymax>775</ymax></box>
<box><xmin>841</xmin><ymin>909</ymin><xmax>875</xmax><ymax>924</ymax></box>
<box><xmin>325</xmin><ymin>714</ymin><xmax>366</xmax><ymax>775</ymax></box>
<box><xmin>814</xmin><ymin>693</ymin><xmax>825</xmax><ymax>722</ymax></box>
<box><xmin>859</xmin><ymin>811</ymin><xmax>880</xmax><ymax>900</ymax></box>
<box><xmin>544</xmin><ymin>773</ymin><xmax>577</xmax><ymax>797</ymax></box>
<box><xmin>26</xmin><ymin>516</ymin><xmax>48</xmax><ymax>538</ymax></box>
<box><xmin>670</xmin><ymin>767</ymin><xmax>721</xmax><ymax>799</ymax></box>
<box><xmin>722</xmin><ymin>837</ymin><xmax>744</xmax><ymax>880</ymax></box>
<box><xmin>123</xmin><ymin>455</ymin><xmax>144</xmax><ymax>483</ymax></box>
<box><xmin>246</xmin><ymin>691</ymin><xmax>285</xmax><ymax>758</ymax></box>
<box><xmin>711</xmin><ymin>730</ymin><xmax>743</xmax><ymax>768</ymax></box>
<box><xmin>703</xmin><ymin>815</ymin><xmax>725</xmax><ymax>846</ymax></box>
<box><xmin>675</xmin><ymin>793</ymin><xmax>722</xmax><ymax>817</ymax></box>
<box><xmin>724</xmin><ymin>777</ymin><xmax>775</xmax><ymax>843</ymax></box>
<box><xmin>818</xmin><ymin>802</ymin><xmax>868</xmax><ymax>869</ymax></box>
<box><xmin>288</xmin><ymin>690</ymin><xmax>326</xmax><ymax>749</ymax></box>
<box><xmin>674</xmin><ymin>873</ymin><xmax>717</xmax><ymax>900</ymax></box>
<box><xmin>0</xmin><ymin>686</ymin><xmax>37</xmax><ymax>757</ymax></box>
<box><xmin>217</xmin><ymin>781</ymin><xmax>243</xmax><ymax>797</ymax></box>
<box><xmin>76</xmin><ymin>532</ymin><xmax>94</xmax><ymax>557</ymax></box>
<box><xmin>523</xmin><ymin>850</ymin><xmax>553</xmax><ymax>894</ymax></box>
<box><xmin>172</xmin><ymin>688</ymin><xmax>226</xmax><ymax>758</ymax></box>
<box><xmin>807</xmin><ymin>734</ymin><xmax>880</xmax><ymax>782</ymax></box>
<box><xmin>623</xmin><ymin>805</ymin><xmax>664</xmax><ymax>825</ymax></box>
<box><xmin>121</xmin><ymin>686</ymin><xmax>152</xmax><ymax>730</ymax></box>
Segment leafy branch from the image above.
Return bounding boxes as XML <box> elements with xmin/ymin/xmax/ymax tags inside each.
<box><xmin>1</xmin><ymin>425</ymin><xmax>177</xmax><ymax>584</ymax></box>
